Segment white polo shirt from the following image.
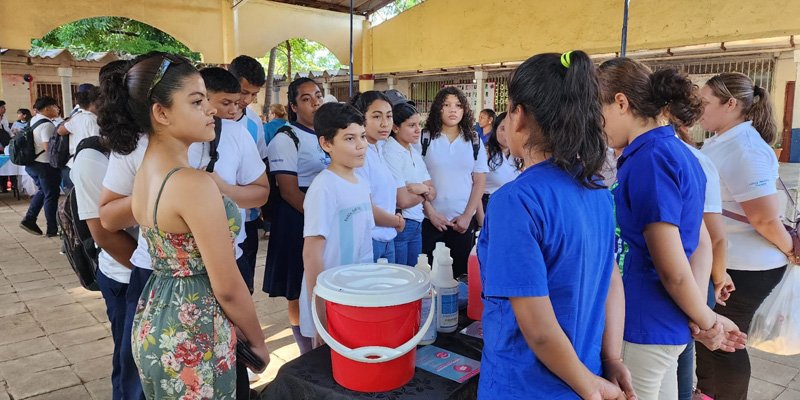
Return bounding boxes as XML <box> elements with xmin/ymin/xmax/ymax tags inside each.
<box><xmin>30</xmin><ymin>114</ymin><xmax>54</xmax><ymax>164</ymax></box>
<box><xmin>64</xmin><ymin>110</ymin><xmax>100</xmax><ymax>168</ymax></box>
<box><xmin>682</xmin><ymin>141</ymin><xmax>721</xmax><ymax>214</ymax></box>
<box><xmin>485</xmin><ymin>152</ymin><xmax>519</xmax><ymax>195</ymax></box>
<box><xmin>701</xmin><ymin>121</ymin><xmax>787</xmax><ymax>271</ymax></box>
<box><xmin>414</xmin><ymin>132</ymin><xmax>489</xmax><ymax>221</ymax></box>
<box><xmin>72</xmin><ymin>147</ymin><xmax>133</xmax><ymax>284</ymax></box>
<box><xmin>383</xmin><ymin>136</ymin><xmax>431</xmax><ymax>222</ymax></box>
<box><xmin>356</xmin><ymin>140</ymin><xmax>404</xmax><ymax>242</ymax></box>
<box><xmin>267</xmin><ymin>122</ymin><xmax>328</xmax><ymax>188</ymax></box>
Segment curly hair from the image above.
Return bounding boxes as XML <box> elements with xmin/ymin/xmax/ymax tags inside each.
<box><xmin>97</xmin><ymin>51</ymin><xmax>198</xmax><ymax>155</ymax></box>
<box><xmin>423</xmin><ymin>86</ymin><xmax>475</xmax><ymax>142</ymax></box>
<box><xmin>508</xmin><ymin>51</ymin><xmax>606</xmax><ymax>188</ymax></box>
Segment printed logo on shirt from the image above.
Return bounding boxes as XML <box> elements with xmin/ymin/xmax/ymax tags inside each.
<box><xmin>338</xmin><ymin>202</ymin><xmax>371</xmax><ymax>266</ymax></box>
<box><xmin>750</xmin><ymin>179</ymin><xmax>769</xmax><ymax>188</ymax></box>
<box><xmin>610</xmin><ymin>181</ymin><xmax>629</xmax><ymax>274</ymax></box>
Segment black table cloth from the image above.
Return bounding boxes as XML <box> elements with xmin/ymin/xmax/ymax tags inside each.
<box><xmin>260</xmin><ymin>318</ymin><xmax>482</xmax><ymax>400</ymax></box>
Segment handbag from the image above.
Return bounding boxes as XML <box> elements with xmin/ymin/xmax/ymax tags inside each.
<box><xmin>721</xmin><ymin>177</ymin><xmax>800</xmax><ymax>259</ymax></box>
<box><xmin>236</xmin><ymin>338</ymin><xmax>266</xmax><ymax>371</ymax></box>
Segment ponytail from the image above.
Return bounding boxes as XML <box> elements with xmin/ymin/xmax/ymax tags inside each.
<box><xmin>650</xmin><ymin>68</ymin><xmax>703</xmax><ymax>128</ymax></box>
<box><xmin>749</xmin><ymin>85</ymin><xmax>777</xmax><ymax>144</ymax></box>
<box><xmin>508</xmin><ymin>50</ymin><xmax>606</xmax><ymax>188</ymax></box>
<box><xmin>98</xmin><ymin>67</ymin><xmax>141</xmax><ymax>155</ymax></box>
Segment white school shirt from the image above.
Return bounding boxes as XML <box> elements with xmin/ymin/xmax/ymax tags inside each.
<box><xmin>72</xmin><ymin>148</ymin><xmax>133</xmax><ymax>284</ymax></box>
<box><xmin>30</xmin><ymin>114</ymin><xmax>54</xmax><ymax>163</ymax></box>
<box><xmin>356</xmin><ymin>140</ymin><xmax>404</xmax><ymax>242</ymax></box>
<box><xmin>485</xmin><ymin>152</ymin><xmax>519</xmax><ymax>195</ymax></box>
<box><xmin>414</xmin><ymin>133</ymin><xmax>489</xmax><ymax>221</ymax></box>
<box><xmin>267</xmin><ymin>122</ymin><xmax>328</xmax><ymax>188</ymax></box>
<box><xmin>701</xmin><ymin>121</ymin><xmax>787</xmax><ymax>271</ymax></box>
<box><xmin>103</xmin><ymin>125</ymin><xmax>259</xmax><ymax>269</ymax></box>
<box><xmin>383</xmin><ymin>136</ymin><xmax>431</xmax><ymax>222</ymax></box>
<box><xmin>64</xmin><ymin>110</ymin><xmax>100</xmax><ymax>168</ymax></box>
<box><xmin>299</xmin><ymin>169</ymin><xmax>374</xmax><ymax>337</ymax></box>
<box><xmin>237</xmin><ymin>108</ymin><xmax>268</xmax><ymax>222</ymax></box>
<box><xmin>0</xmin><ymin>115</ymin><xmax>10</xmax><ymax>133</ymax></box>
<box><xmin>682</xmin><ymin>140</ymin><xmax>721</xmax><ymax>214</ymax></box>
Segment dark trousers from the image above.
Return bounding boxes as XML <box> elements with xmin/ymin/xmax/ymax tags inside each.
<box><xmin>236</xmin><ymin>219</ymin><xmax>260</xmax><ymax>294</ymax></box>
<box><xmin>61</xmin><ymin>166</ymin><xmax>73</xmax><ymax>191</ymax></box>
<box><xmin>421</xmin><ymin>218</ymin><xmax>476</xmax><ymax>277</ymax></box>
<box><xmin>96</xmin><ymin>268</ymin><xmax>128</xmax><ymax>400</ymax></box>
<box><xmin>121</xmin><ymin>267</ymin><xmax>151</xmax><ymax>400</ymax></box>
<box><xmin>696</xmin><ymin>266</ymin><xmax>787</xmax><ymax>400</ymax></box>
<box><xmin>24</xmin><ymin>162</ymin><xmax>60</xmax><ymax>234</ymax></box>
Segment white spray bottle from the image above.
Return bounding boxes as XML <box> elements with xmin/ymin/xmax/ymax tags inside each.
<box><xmin>431</xmin><ymin>242</ymin><xmax>459</xmax><ymax>333</ymax></box>
<box><xmin>415</xmin><ymin>254</ymin><xmax>437</xmax><ymax>345</ymax></box>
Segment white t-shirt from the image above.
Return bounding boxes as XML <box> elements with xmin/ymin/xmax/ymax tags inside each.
<box><xmin>0</xmin><ymin>115</ymin><xmax>10</xmax><ymax>133</ymax></box>
<box><xmin>103</xmin><ymin>125</ymin><xmax>260</xmax><ymax>269</ymax></box>
<box><xmin>414</xmin><ymin>132</ymin><xmax>489</xmax><ymax>221</ymax></box>
<box><xmin>267</xmin><ymin>122</ymin><xmax>328</xmax><ymax>188</ymax></box>
<box><xmin>682</xmin><ymin>141</ymin><xmax>721</xmax><ymax>214</ymax></box>
<box><xmin>485</xmin><ymin>152</ymin><xmax>519</xmax><ymax>194</ymax></box>
<box><xmin>30</xmin><ymin>114</ymin><xmax>54</xmax><ymax>164</ymax></box>
<box><xmin>64</xmin><ymin>111</ymin><xmax>100</xmax><ymax>168</ymax></box>
<box><xmin>383</xmin><ymin>137</ymin><xmax>431</xmax><ymax>222</ymax></box>
<box><xmin>299</xmin><ymin>169</ymin><xmax>374</xmax><ymax>337</ymax></box>
<box><xmin>356</xmin><ymin>141</ymin><xmax>403</xmax><ymax>242</ymax></box>
<box><xmin>72</xmin><ymin>148</ymin><xmax>133</xmax><ymax>284</ymax></box>
<box><xmin>701</xmin><ymin>121</ymin><xmax>787</xmax><ymax>271</ymax></box>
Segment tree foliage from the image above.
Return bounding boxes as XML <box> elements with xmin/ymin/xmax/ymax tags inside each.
<box><xmin>31</xmin><ymin>17</ymin><xmax>200</xmax><ymax>61</ymax></box>
<box><xmin>372</xmin><ymin>0</ymin><xmax>424</xmax><ymax>25</ymax></box>
<box><xmin>258</xmin><ymin>38</ymin><xmax>343</xmax><ymax>78</ymax></box>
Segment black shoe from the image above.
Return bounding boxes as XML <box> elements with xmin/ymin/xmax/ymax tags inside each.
<box><xmin>20</xmin><ymin>220</ymin><xmax>43</xmax><ymax>235</ymax></box>
<box><xmin>46</xmin><ymin>232</ymin><xmax>59</xmax><ymax>238</ymax></box>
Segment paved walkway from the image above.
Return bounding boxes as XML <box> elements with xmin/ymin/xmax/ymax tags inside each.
<box><xmin>1</xmin><ymin>166</ymin><xmax>800</xmax><ymax>399</ymax></box>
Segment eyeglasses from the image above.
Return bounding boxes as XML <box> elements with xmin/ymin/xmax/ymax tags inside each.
<box><xmin>147</xmin><ymin>58</ymin><xmax>173</xmax><ymax>100</ymax></box>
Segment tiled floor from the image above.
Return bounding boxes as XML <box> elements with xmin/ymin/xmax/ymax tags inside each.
<box><xmin>2</xmin><ymin>163</ymin><xmax>800</xmax><ymax>399</ymax></box>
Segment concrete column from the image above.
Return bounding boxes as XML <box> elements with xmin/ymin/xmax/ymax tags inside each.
<box><xmin>57</xmin><ymin>67</ymin><xmax>73</xmax><ymax>115</ymax></box>
<box><xmin>474</xmin><ymin>69</ymin><xmax>487</xmax><ymax>111</ymax></box>
<box><xmin>387</xmin><ymin>77</ymin><xmax>396</xmax><ymax>90</ymax></box>
<box><xmin>322</xmin><ymin>80</ymin><xmax>332</xmax><ymax>97</ymax></box>
<box><xmin>272</xmin><ymin>84</ymin><xmax>281</xmax><ymax>105</ymax></box>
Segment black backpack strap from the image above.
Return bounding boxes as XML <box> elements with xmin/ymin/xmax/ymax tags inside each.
<box><xmin>471</xmin><ymin>134</ymin><xmax>480</xmax><ymax>161</ymax></box>
<box><xmin>277</xmin><ymin>125</ymin><xmax>300</xmax><ymax>150</ymax></box>
<box><xmin>74</xmin><ymin>136</ymin><xmax>109</xmax><ymax>159</ymax></box>
<box><xmin>206</xmin><ymin>117</ymin><xmax>223</xmax><ymax>173</ymax></box>
<box><xmin>29</xmin><ymin>118</ymin><xmax>51</xmax><ymax>131</ymax></box>
<box><xmin>421</xmin><ymin>130</ymin><xmax>431</xmax><ymax>157</ymax></box>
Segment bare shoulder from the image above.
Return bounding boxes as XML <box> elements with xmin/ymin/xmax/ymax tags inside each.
<box><xmin>167</xmin><ymin>169</ymin><xmax>224</xmax><ymax>204</ymax></box>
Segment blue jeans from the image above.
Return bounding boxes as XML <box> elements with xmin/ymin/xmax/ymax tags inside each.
<box><xmin>24</xmin><ymin>162</ymin><xmax>60</xmax><ymax>234</ymax></box>
<box><xmin>61</xmin><ymin>166</ymin><xmax>73</xmax><ymax>191</ymax></box>
<box><xmin>96</xmin><ymin>268</ymin><xmax>128</xmax><ymax>400</ymax></box>
<box><xmin>121</xmin><ymin>267</ymin><xmax>152</xmax><ymax>400</ymax></box>
<box><xmin>394</xmin><ymin>219</ymin><xmax>422</xmax><ymax>266</ymax></box>
<box><xmin>372</xmin><ymin>239</ymin><xmax>396</xmax><ymax>263</ymax></box>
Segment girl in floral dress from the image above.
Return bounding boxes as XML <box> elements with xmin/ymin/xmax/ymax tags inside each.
<box><xmin>98</xmin><ymin>52</ymin><xmax>268</xmax><ymax>399</ymax></box>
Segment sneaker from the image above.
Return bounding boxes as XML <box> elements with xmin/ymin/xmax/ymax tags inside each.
<box><xmin>19</xmin><ymin>220</ymin><xmax>43</xmax><ymax>235</ymax></box>
<box><xmin>247</xmin><ymin>369</ymin><xmax>260</xmax><ymax>383</ymax></box>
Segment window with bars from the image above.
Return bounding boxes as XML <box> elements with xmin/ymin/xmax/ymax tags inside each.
<box><xmin>35</xmin><ymin>83</ymin><xmax>79</xmax><ymax>114</ymax></box>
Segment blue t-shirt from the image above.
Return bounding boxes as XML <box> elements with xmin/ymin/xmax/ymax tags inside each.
<box><xmin>477</xmin><ymin>159</ymin><xmax>615</xmax><ymax>399</ymax></box>
<box><xmin>613</xmin><ymin>125</ymin><xmax>706</xmax><ymax>345</ymax></box>
<box><xmin>263</xmin><ymin>118</ymin><xmax>288</xmax><ymax>146</ymax></box>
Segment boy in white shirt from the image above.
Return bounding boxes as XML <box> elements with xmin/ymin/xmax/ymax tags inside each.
<box><xmin>301</xmin><ymin>103</ymin><xmax>374</xmax><ymax>349</ymax></box>
<box><xmin>58</xmin><ymin>85</ymin><xmax>102</xmax><ymax>189</ymax></box>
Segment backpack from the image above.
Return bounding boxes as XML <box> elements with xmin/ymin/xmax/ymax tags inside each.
<box><xmin>48</xmin><ymin>132</ymin><xmax>71</xmax><ymax>168</ymax></box>
<box><xmin>9</xmin><ymin>119</ymin><xmax>50</xmax><ymax>166</ymax></box>
<box><xmin>57</xmin><ymin>136</ymin><xmax>109</xmax><ymax>291</ymax></box>
<box><xmin>206</xmin><ymin>117</ymin><xmax>223</xmax><ymax>173</ymax></box>
<box><xmin>421</xmin><ymin>130</ymin><xmax>480</xmax><ymax>160</ymax></box>
<box><xmin>261</xmin><ymin>125</ymin><xmax>299</xmax><ymax>223</ymax></box>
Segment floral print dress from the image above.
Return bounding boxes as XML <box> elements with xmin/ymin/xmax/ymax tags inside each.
<box><xmin>132</xmin><ymin>168</ymin><xmax>242</xmax><ymax>400</ymax></box>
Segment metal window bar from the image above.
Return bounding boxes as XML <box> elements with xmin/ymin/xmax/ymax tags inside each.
<box><xmin>35</xmin><ymin>83</ymin><xmax>79</xmax><ymax>114</ymax></box>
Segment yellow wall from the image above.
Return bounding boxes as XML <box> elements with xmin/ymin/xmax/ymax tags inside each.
<box><xmin>234</xmin><ymin>1</ymin><xmax>364</xmax><ymax>72</ymax></box>
<box><xmin>369</xmin><ymin>0</ymin><xmax>800</xmax><ymax>73</ymax></box>
<box><xmin>0</xmin><ymin>0</ymin><xmax>235</xmax><ymax>64</ymax></box>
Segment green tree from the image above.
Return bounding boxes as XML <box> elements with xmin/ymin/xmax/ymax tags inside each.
<box><xmin>259</xmin><ymin>38</ymin><xmax>343</xmax><ymax>78</ymax></box>
<box><xmin>372</xmin><ymin>0</ymin><xmax>424</xmax><ymax>25</ymax></box>
<box><xmin>31</xmin><ymin>17</ymin><xmax>200</xmax><ymax>61</ymax></box>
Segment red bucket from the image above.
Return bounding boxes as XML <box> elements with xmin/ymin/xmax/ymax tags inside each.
<box><xmin>313</xmin><ymin>263</ymin><xmax>434</xmax><ymax>392</ymax></box>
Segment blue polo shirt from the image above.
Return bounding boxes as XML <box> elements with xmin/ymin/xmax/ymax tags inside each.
<box><xmin>613</xmin><ymin>125</ymin><xmax>706</xmax><ymax>345</ymax></box>
<box><xmin>478</xmin><ymin>159</ymin><xmax>615</xmax><ymax>399</ymax></box>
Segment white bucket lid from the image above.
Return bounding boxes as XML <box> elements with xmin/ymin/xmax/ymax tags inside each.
<box><xmin>315</xmin><ymin>263</ymin><xmax>430</xmax><ymax>307</ymax></box>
